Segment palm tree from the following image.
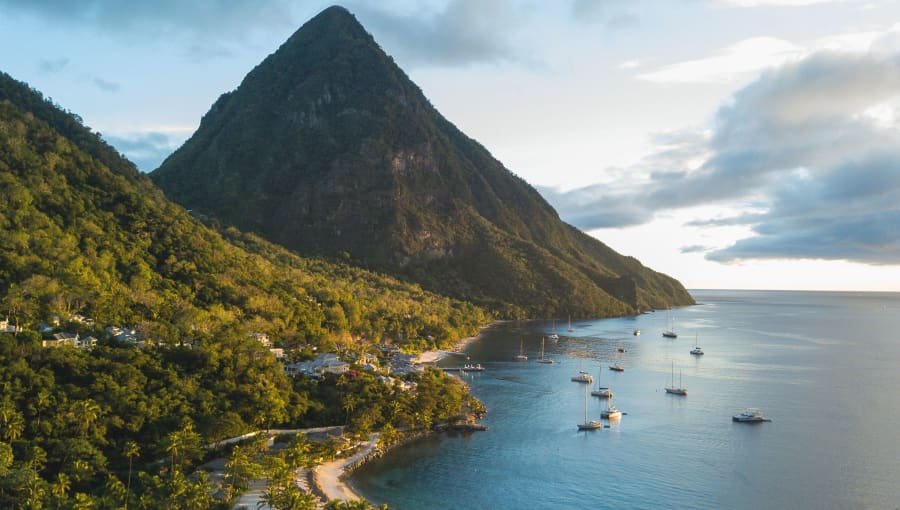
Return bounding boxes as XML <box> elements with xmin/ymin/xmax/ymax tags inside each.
<box><xmin>164</xmin><ymin>422</ymin><xmax>200</xmax><ymax>474</ymax></box>
<box><xmin>123</xmin><ymin>440</ymin><xmax>140</xmax><ymax>510</ymax></box>
<box><xmin>70</xmin><ymin>399</ymin><xmax>101</xmax><ymax>439</ymax></box>
<box><xmin>53</xmin><ymin>472</ymin><xmax>71</xmax><ymax>502</ymax></box>
<box><xmin>0</xmin><ymin>408</ymin><xmax>24</xmax><ymax>441</ymax></box>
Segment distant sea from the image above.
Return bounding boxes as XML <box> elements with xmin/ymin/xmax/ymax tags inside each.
<box><xmin>352</xmin><ymin>290</ymin><xmax>900</xmax><ymax>509</ymax></box>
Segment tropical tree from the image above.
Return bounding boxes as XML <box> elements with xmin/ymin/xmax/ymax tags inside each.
<box><xmin>123</xmin><ymin>440</ymin><xmax>139</xmax><ymax>510</ymax></box>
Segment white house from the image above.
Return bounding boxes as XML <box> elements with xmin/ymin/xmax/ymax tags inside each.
<box><xmin>249</xmin><ymin>332</ymin><xmax>272</xmax><ymax>347</ymax></box>
<box><xmin>0</xmin><ymin>318</ymin><xmax>21</xmax><ymax>334</ymax></box>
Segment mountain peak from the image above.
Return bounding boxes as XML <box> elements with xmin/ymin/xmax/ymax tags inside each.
<box><xmin>152</xmin><ymin>8</ymin><xmax>694</xmax><ymax>317</ymax></box>
<box><xmin>281</xmin><ymin>5</ymin><xmax>373</xmax><ymax>52</ymax></box>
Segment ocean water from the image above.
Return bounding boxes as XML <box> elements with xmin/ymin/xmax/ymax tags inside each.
<box><xmin>352</xmin><ymin>290</ymin><xmax>900</xmax><ymax>509</ymax></box>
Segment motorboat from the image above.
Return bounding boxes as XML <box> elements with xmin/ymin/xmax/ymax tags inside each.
<box><xmin>633</xmin><ymin>328</ymin><xmax>641</xmax><ymax>336</ymax></box>
<box><xmin>732</xmin><ymin>408</ymin><xmax>771</xmax><ymax>422</ymax></box>
<box><xmin>608</xmin><ymin>363</ymin><xmax>624</xmax><ymax>372</ymax></box>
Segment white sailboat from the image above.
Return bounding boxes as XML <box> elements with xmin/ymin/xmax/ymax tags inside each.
<box><xmin>591</xmin><ymin>368</ymin><xmax>613</xmax><ymax>398</ymax></box>
<box><xmin>662</xmin><ymin>308</ymin><xmax>677</xmax><ymax>338</ymax></box>
<box><xmin>578</xmin><ymin>384</ymin><xmax>603</xmax><ymax>430</ymax></box>
<box><xmin>536</xmin><ymin>336</ymin><xmax>554</xmax><ymax>364</ymax></box>
<box><xmin>571</xmin><ymin>359</ymin><xmax>593</xmax><ymax>383</ymax></box>
<box><xmin>600</xmin><ymin>395</ymin><xmax>622</xmax><ymax>420</ymax></box>
<box><xmin>690</xmin><ymin>334</ymin><xmax>704</xmax><ymax>355</ymax></box>
<box><xmin>567</xmin><ymin>315</ymin><xmax>574</xmax><ymax>332</ymax></box>
<box><xmin>514</xmin><ymin>337</ymin><xmax>528</xmax><ymax>361</ymax></box>
<box><xmin>549</xmin><ymin>319</ymin><xmax>559</xmax><ymax>341</ymax></box>
<box><xmin>665</xmin><ymin>361</ymin><xmax>687</xmax><ymax>395</ymax></box>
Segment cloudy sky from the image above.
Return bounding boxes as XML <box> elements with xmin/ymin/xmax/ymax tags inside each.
<box><xmin>2</xmin><ymin>0</ymin><xmax>900</xmax><ymax>291</ymax></box>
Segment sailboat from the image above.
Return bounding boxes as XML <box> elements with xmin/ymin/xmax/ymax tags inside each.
<box><xmin>536</xmin><ymin>336</ymin><xmax>554</xmax><ymax>364</ymax></box>
<box><xmin>609</xmin><ymin>352</ymin><xmax>624</xmax><ymax>372</ymax></box>
<box><xmin>567</xmin><ymin>315</ymin><xmax>574</xmax><ymax>332</ymax></box>
<box><xmin>549</xmin><ymin>320</ymin><xmax>559</xmax><ymax>341</ymax></box>
<box><xmin>514</xmin><ymin>337</ymin><xmax>528</xmax><ymax>361</ymax></box>
<box><xmin>591</xmin><ymin>368</ymin><xmax>613</xmax><ymax>398</ymax></box>
<box><xmin>600</xmin><ymin>394</ymin><xmax>622</xmax><ymax>420</ymax></box>
<box><xmin>662</xmin><ymin>308</ymin><xmax>678</xmax><ymax>338</ymax></box>
<box><xmin>690</xmin><ymin>334</ymin><xmax>704</xmax><ymax>355</ymax></box>
<box><xmin>577</xmin><ymin>384</ymin><xmax>603</xmax><ymax>430</ymax></box>
<box><xmin>571</xmin><ymin>359</ymin><xmax>593</xmax><ymax>383</ymax></box>
<box><xmin>665</xmin><ymin>361</ymin><xmax>687</xmax><ymax>395</ymax></box>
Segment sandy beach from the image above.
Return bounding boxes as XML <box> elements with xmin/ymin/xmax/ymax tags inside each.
<box><xmin>314</xmin><ymin>433</ymin><xmax>380</xmax><ymax>502</ymax></box>
<box><xmin>414</xmin><ymin>323</ymin><xmax>496</xmax><ymax>364</ymax></box>
<box><xmin>316</xmin><ymin>324</ymin><xmax>496</xmax><ymax>502</ymax></box>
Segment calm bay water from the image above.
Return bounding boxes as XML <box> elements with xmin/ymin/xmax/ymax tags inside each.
<box><xmin>352</xmin><ymin>290</ymin><xmax>900</xmax><ymax>509</ymax></box>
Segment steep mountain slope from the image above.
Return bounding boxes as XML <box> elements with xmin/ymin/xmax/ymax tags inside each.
<box><xmin>152</xmin><ymin>6</ymin><xmax>693</xmax><ymax>317</ymax></box>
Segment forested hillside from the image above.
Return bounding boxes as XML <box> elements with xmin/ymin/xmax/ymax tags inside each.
<box><xmin>0</xmin><ymin>71</ymin><xmax>488</xmax><ymax>508</ymax></box>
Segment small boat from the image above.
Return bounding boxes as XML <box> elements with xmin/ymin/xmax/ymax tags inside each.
<box><xmin>536</xmin><ymin>337</ymin><xmax>554</xmax><ymax>364</ymax></box>
<box><xmin>578</xmin><ymin>385</ymin><xmax>603</xmax><ymax>431</ymax></box>
<box><xmin>460</xmin><ymin>363</ymin><xmax>484</xmax><ymax>372</ymax></box>
<box><xmin>548</xmin><ymin>333</ymin><xmax>559</xmax><ymax>341</ymax></box>
<box><xmin>514</xmin><ymin>337</ymin><xmax>528</xmax><ymax>361</ymax></box>
<box><xmin>633</xmin><ymin>328</ymin><xmax>641</xmax><ymax>336</ymax></box>
<box><xmin>591</xmin><ymin>368</ymin><xmax>613</xmax><ymax>398</ymax></box>
<box><xmin>571</xmin><ymin>370</ymin><xmax>593</xmax><ymax>383</ymax></box>
<box><xmin>732</xmin><ymin>408</ymin><xmax>771</xmax><ymax>422</ymax></box>
<box><xmin>617</xmin><ymin>345</ymin><xmax>626</xmax><ymax>353</ymax></box>
<box><xmin>608</xmin><ymin>362</ymin><xmax>624</xmax><ymax>372</ymax></box>
<box><xmin>601</xmin><ymin>398</ymin><xmax>622</xmax><ymax>420</ymax></box>
<box><xmin>662</xmin><ymin>308</ymin><xmax>677</xmax><ymax>338</ymax></box>
<box><xmin>664</xmin><ymin>361</ymin><xmax>687</xmax><ymax>395</ymax></box>
<box><xmin>690</xmin><ymin>334</ymin><xmax>704</xmax><ymax>356</ymax></box>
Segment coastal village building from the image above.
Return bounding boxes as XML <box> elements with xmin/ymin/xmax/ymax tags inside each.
<box><xmin>41</xmin><ymin>333</ymin><xmax>97</xmax><ymax>350</ymax></box>
<box><xmin>105</xmin><ymin>326</ymin><xmax>148</xmax><ymax>348</ymax></box>
<box><xmin>1</xmin><ymin>318</ymin><xmax>21</xmax><ymax>334</ymax></box>
<box><xmin>249</xmin><ymin>332</ymin><xmax>272</xmax><ymax>347</ymax></box>
<box><xmin>284</xmin><ymin>353</ymin><xmax>350</xmax><ymax>378</ymax></box>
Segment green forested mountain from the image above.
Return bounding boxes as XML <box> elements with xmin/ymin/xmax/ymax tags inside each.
<box><xmin>0</xmin><ymin>71</ymin><xmax>488</xmax><ymax>507</ymax></box>
<box><xmin>0</xmin><ymin>70</ymin><xmax>488</xmax><ymax>347</ymax></box>
<box><xmin>151</xmin><ymin>6</ymin><xmax>694</xmax><ymax>319</ymax></box>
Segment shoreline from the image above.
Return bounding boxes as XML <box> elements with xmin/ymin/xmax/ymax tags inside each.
<box><xmin>413</xmin><ymin>321</ymin><xmax>501</xmax><ymax>365</ymax></box>
<box><xmin>315</xmin><ymin>324</ymin><xmax>496</xmax><ymax>504</ymax></box>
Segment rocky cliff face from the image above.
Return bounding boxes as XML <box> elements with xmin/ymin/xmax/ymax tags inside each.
<box><xmin>152</xmin><ymin>6</ymin><xmax>694</xmax><ymax>317</ymax></box>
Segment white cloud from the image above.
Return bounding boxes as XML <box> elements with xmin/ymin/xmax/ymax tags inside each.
<box><xmin>545</xmin><ymin>49</ymin><xmax>900</xmax><ymax>265</ymax></box>
<box><xmin>637</xmin><ymin>37</ymin><xmax>805</xmax><ymax>83</ymax></box>
<box><xmin>617</xmin><ymin>59</ymin><xmax>644</xmax><ymax>69</ymax></box>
